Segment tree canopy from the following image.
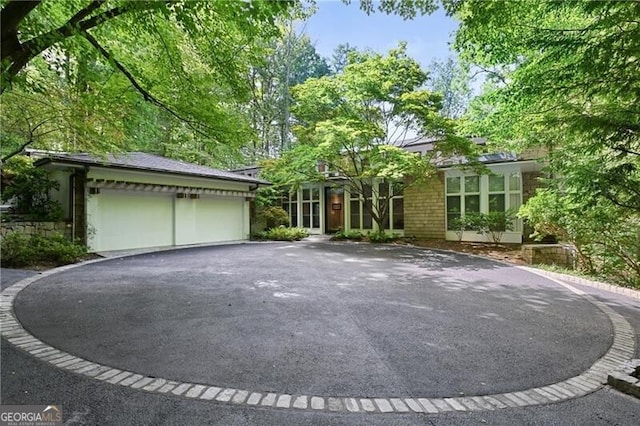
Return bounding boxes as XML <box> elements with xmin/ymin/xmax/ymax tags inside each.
<box><xmin>263</xmin><ymin>43</ymin><xmax>476</xmax><ymax>231</ymax></box>
<box><xmin>451</xmin><ymin>0</ymin><xmax>640</xmax><ymax>285</ymax></box>
<box><xmin>0</xmin><ymin>0</ymin><xmax>296</xmax><ymax>166</ymax></box>
<box><xmin>453</xmin><ymin>0</ymin><xmax>639</xmax><ymax>198</ymax></box>
<box><xmin>0</xmin><ymin>0</ymin><xmax>447</xmax><ymax>168</ymax></box>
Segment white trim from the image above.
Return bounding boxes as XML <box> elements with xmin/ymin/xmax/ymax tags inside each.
<box><xmin>87</xmin><ymin>179</ymin><xmax>255</xmax><ymax>199</ymax></box>
<box><xmin>445</xmin><ymin>164</ymin><xmax>524</xmax><ymax>243</ymax></box>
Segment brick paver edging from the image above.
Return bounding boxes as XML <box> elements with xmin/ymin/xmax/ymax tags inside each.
<box><xmin>519</xmin><ymin>266</ymin><xmax>640</xmax><ymax>301</ymax></box>
<box><xmin>0</xmin><ymin>255</ymin><xmax>637</xmax><ymax>414</ymax></box>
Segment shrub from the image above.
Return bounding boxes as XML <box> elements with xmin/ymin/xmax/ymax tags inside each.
<box><xmin>252</xmin><ymin>227</ymin><xmax>308</xmax><ymax>241</ymax></box>
<box><xmin>449</xmin><ymin>215</ymin><xmax>480</xmax><ymax>242</ymax></box>
<box><xmin>475</xmin><ymin>210</ymin><xmax>516</xmax><ymax>244</ymax></box>
<box><xmin>520</xmin><ymin>189</ymin><xmax>640</xmax><ymax>287</ymax></box>
<box><xmin>332</xmin><ymin>229</ymin><xmax>364</xmax><ymax>241</ymax></box>
<box><xmin>1</xmin><ymin>232</ymin><xmax>87</xmax><ymax>267</ymax></box>
<box><xmin>1</xmin><ymin>157</ymin><xmax>63</xmax><ymax>221</ymax></box>
<box><xmin>259</xmin><ymin>206</ymin><xmax>290</xmax><ymax>230</ymax></box>
<box><xmin>367</xmin><ymin>231</ymin><xmax>401</xmax><ymax>243</ymax></box>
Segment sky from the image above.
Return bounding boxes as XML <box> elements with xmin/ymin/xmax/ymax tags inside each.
<box><xmin>301</xmin><ymin>0</ymin><xmax>460</xmax><ymax>70</ymax></box>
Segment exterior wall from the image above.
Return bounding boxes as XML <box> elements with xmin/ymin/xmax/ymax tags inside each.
<box><xmin>403</xmin><ymin>165</ymin><xmax>543</xmax><ymax>243</ymax></box>
<box><xmin>36</xmin><ymin>162</ymin><xmax>254</xmax><ymax>252</ymax></box>
<box><xmin>0</xmin><ymin>221</ymin><xmax>72</xmax><ymax>240</ymax></box>
<box><xmin>404</xmin><ymin>172</ymin><xmax>446</xmax><ymax>239</ymax></box>
<box><xmin>47</xmin><ymin>169</ymin><xmax>72</xmax><ymax>219</ymax></box>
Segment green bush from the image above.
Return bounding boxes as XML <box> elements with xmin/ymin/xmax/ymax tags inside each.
<box><xmin>259</xmin><ymin>206</ymin><xmax>290</xmax><ymax>230</ymax></box>
<box><xmin>520</xmin><ymin>189</ymin><xmax>640</xmax><ymax>287</ymax></box>
<box><xmin>1</xmin><ymin>232</ymin><xmax>87</xmax><ymax>267</ymax></box>
<box><xmin>475</xmin><ymin>210</ymin><xmax>516</xmax><ymax>244</ymax></box>
<box><xmin>367</xmin><ymin>231</ymin><xmax>401</xmax><ymax>243</ymax></box>
<box><xmin>252</xmin><ymin>227</ymin><xmax>308</xmax><ymax>241</ymax></box>
<box><xmin>1</xmin><ymin>157</ymin><xmax>63</xmax><ymax>221</ymax></box>
<box><xmin>448</xmin><ymin>215</ymin><xmax>481</xmax><ymax>242</ymax></box>
<box><xmin>332</xmin><ymin>229</ymin><xmax>364</xmax><ymax>241</ymax></box>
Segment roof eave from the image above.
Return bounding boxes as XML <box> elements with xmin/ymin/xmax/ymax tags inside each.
<box><xmin>36</xmin><ymin>158</ymin><xmax>271</xmax><ymax>186</ymax></box>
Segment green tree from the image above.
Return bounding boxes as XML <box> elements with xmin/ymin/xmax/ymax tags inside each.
<box><xmin>1</xmin><ymin>156</ymin><xmax>62</xmax><ymax>220</ymax></box>
<box><xmin>0</xmin><ymin>0</ymin><xmax>295</xmax><ymax>166</ymax></box>
<box><xmin>247</xmin><ymin>20</ymin><xmax>330</xmax><ymax>160</ymax></box>
<box><xmin>264</xmin><ymin>44</ymin><xmax>476</xmax><ymax>232</ymax></box>
<box><xmin>330</xmin><ymin>43</ymin><xmax>357</xmax><ymax>74</ymax></box>
<box><xmin>451</xmin><ymin>0</ymin><xmax>640</xmax><ymax>285</ymax></box>
<box><xmin>427</xmin><ymin>56</ymin><xmax>472</xmax><ymax>119</ymax></box>
<box><xmin>452</xmin><ymin>0</ymin><xmax>639</xmax><ymax>197</ymax></box>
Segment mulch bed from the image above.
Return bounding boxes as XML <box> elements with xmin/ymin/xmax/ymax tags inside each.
<box><xmin>403</xmin><ymin>239</ymin><xmax>525</xmax><ymax>265</ymax></box>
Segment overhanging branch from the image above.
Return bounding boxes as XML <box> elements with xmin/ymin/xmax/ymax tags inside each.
<box><xmin>82</xmin><ymin>31</ymin><xmax>212</xmax><ymax>138</ymax></box>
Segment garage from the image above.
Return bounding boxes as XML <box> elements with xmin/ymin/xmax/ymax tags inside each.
<box><xmin>35</xmin><ymin>152</ymin><xmax>266</xmax><ymax>253</ymax></box>
<box><xmin>87</xmin><ymin>190</ymin><xmax>174</xmax><ymax>252</ymax></box>
<box><xmin>174</xmin><ymin>196</ymin><xmax>246</xmax><ymax>246</ymax></box>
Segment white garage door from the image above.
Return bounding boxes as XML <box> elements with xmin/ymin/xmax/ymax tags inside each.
<box><xmin>87</xmin><ymin>190</ymin><xmax>174</xmax><ymax>252</ymax></box>
<box><xmin>174</xmin><ymin>196</ymin><xmax>245</xmax><ymax>245</ymax></box>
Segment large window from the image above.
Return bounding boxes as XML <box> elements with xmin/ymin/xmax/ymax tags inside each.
<box><xmin>350</xmin><ymin>182</ymin><xmax>403</xmax><ymax>231</ymax></box>
<box><xmin>446</xmin><ymin>176</ymin><xmax>480</xmax><ymax>230</ymax></box>
<box><xmin>281</xmin><ymin>191</ymin><xmax>298</xmax><ymax>227</ymax></box>
<box><xmin>350</xmin><ymin>184</ymin><xmax>372</xmax><ymax>229</ymax></box>
<box><xmin>302</xmin><ymin>187</ymin><xmax>320</xmax><ymax>229</ymax></box>
<box><xmin>446</xmin><ymin>170</ymin><xmax>522</xmax><ymax>231</ymax></box>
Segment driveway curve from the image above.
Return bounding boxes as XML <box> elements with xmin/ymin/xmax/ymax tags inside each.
<box><xmin>11</xmin><ymin>241</ymin><xmax>616</xmax><ymax>401</ymax></box>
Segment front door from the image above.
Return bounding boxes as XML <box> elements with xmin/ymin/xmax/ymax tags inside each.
<box><xmin>325</xmin><ymin>187</ymin><xmax>344</xmax><ymax>233</ymax></box>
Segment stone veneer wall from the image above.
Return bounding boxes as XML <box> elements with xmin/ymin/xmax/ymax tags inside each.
<box><xmin>0</xmin><ymin>221</ymin><xmax>72</xmax><ymax>240</ymax></box>
<box><xmin>404</xmin><ymin>172</ymin><xmax>446</xmax><ymax>239</ymax></box>
<box><xmin>522</xmin><ymin>244</ymin><xmax>575</xmax><ymax>268</ymax></box>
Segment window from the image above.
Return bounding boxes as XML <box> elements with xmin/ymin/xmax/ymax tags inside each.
<box><xmin>281</xmin><ymin>191</ymin><xmax>298</xmax><ymax>227</ymax></box>
<box><xmin>446</xmin><ymin>176</ymin><xmax>480</xmax><ymax>230</ymax></box>
<box><xmin>488</xmin><ymin>174</ymin><xmax>505</xmax><ymax>212</ymax></box>
<box><xmin>446</xmin><ymin>169</ymin><xmax>522</xmax><ymax>233</ymax></box>
<box><xmin>350</xmin><ymin>182</ymin><xmax>403</xmax><ymax>231</ymax></box>
<box><xmin>301</xmin><ymin>187</ymin><xmax>320</xmax><ymax>229</ymax></box>
<box><xmin>509</xmin><ymin>171</ymin><xmax>522</xmax><ymax>231</ymax></box>
<box><xmin>392</xmin><ymin>183</ymin><xmax>404</xmax><ymax>230</ymax></box>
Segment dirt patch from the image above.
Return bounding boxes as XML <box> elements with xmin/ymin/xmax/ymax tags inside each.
<box><xmin>405</xmin><ymin>239</ymin><xmax>525</xmax><ymax>265</ymax></box>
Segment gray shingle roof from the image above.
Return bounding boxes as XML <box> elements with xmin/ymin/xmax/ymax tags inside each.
<box><xmin>34</xmin><ymin>152</ymin><xmax>269</xmax><ymax>185</ymax></box>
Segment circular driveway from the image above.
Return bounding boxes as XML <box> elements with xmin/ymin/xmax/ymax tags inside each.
<box><xmin>14</xmin><ymin>241</ymin><xmax>613</xmax><ymax>399</ymax></box>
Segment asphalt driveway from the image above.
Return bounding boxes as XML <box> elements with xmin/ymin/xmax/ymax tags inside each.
<box><xmin>11</xmin><ymin>241</ymin><xmax>614</xmax><ymax>399</ymax></box>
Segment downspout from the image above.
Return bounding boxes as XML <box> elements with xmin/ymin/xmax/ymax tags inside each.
<box><xmin>69</xmin><ymin>171</ymin><xmax>76</xmax><ymax>241</ymax></box>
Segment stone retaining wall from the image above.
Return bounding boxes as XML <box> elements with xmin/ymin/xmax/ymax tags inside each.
<box><xmin>0</xmin><ymin>221</ymin><xmax>72</xmax><ymax>240</ymax></box>
<box><xmin>522</xmin><ymin>244</ymin><xmax>575</xmax><ymax>268</ymax></box>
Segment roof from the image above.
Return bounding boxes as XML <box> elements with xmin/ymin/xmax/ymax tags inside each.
<box><xmin>402</xmin><ymin>136</ymin><xmax>488</xmax><ymax>148</ymax></box>
<box><xmin>33</xmin><ymin>152</ymin><xmax>270</xmax><ymax>185</ymax></box>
